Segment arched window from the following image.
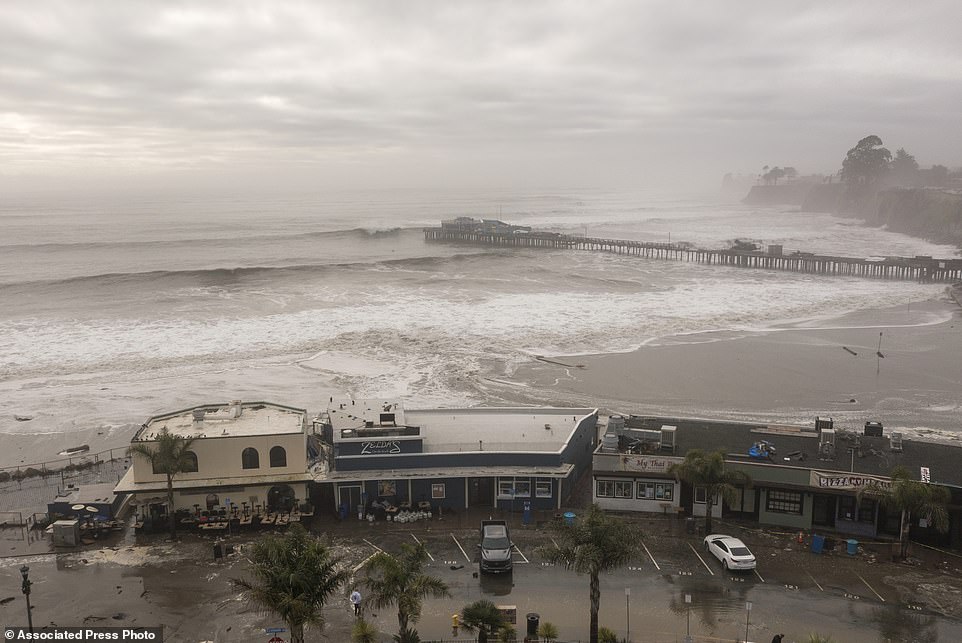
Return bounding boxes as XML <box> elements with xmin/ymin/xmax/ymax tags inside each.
<box><xmin>242</xmin><ymin>447</ymin><xmax>260</xmax><ymax>469</ymax></box>
<box><xmin>183</xmin><ymin>451</ymin><xmax>199</xmax><ymax>473</ymax></box>
<box><xmin>269</xmin><ymin>446</ymin><xmax>287</xmax><ymax>468</ymax></box>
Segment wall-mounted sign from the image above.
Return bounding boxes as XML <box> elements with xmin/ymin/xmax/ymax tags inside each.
<box><xmin>620</xmin><ymin>455</ymin><xmax>680</xmax><ymax>473</ymax></box>
<box><xmin>361</xmin><ymin>440</ymin><xmax>401</xmax><ymax>455</ymax></box>
<box><xmin>809</xmin><ymin>470</ymin><xmax>891</xmax><ymax>490</ymax></box>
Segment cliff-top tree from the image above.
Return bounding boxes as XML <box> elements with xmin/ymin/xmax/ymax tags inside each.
<box><xmin>536</xmin><ymin>504</ymin><xmax>639</xmax><ymax>643</ymax></box>
<box><xmin>891</xmin><ymin>147</ymin><xmax>920</xmax><ymax>186</ymax></box>
<box><xmin>669</xmin><ymin>449</ymin><xmax>751</xmax><ymax>534</ymax></box>
<box><xmin>841</xmin><ymin>135</ymin><xmax>891</xmax><ymax>186</ymax></box>
<box><xmin>127</xmin><ymin>427</ymin><xmax>196</xmax><ymax>539</ymax></box>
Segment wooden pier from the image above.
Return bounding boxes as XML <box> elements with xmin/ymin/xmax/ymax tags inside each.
<box><xmin>424</xmin><ymin>225</ymin><xmax>962</xmax><ymax>283</ymax></box>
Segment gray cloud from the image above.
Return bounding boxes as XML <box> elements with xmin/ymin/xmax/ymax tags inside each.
<box><xmin>1</xmin><ymin>0</ymin><xmax>961</xmax><ymax>191</ymax></box>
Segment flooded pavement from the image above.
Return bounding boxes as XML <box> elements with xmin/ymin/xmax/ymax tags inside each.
<box><xmin>1</xmin><ymin>514</ymin><xmax>961</xmax><ymax>642</ymax></box>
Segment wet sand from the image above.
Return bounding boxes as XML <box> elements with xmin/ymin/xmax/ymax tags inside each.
<box><xmin>502</xmin><ymin>295</ymin><xmax>962</xmax><ymax>437</ymax></box>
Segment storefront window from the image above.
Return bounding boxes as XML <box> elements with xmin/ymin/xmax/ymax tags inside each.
<box><xmin>535</xmin><ymin>479</ymin><xmax>552</xmax><ymax>498</ymax></box>
<box><xmin>597</xmin><ymin>480</ymin><xmax>632</xmax><ymax>498</ymax></box>
<box><xmin>766</xmin><ymin>489</ymin><xmax>803</xmax><ymax>515</ymax></box>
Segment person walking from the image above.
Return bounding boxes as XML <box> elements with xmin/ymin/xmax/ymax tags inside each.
<box><xmin>350</xmin><ymin>588</ymin><xmax>362</xmax><ymax>617</ymax></box>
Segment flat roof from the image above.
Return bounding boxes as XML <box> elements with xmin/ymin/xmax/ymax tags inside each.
<box><xmin>602</xmin><ymin>414</ymin><xmax>962</xmax><ymax>488</ymax></box>
<box><xmin>327</xmin><ymin>400</ymin><xmax>596</xmax><ymax>453</ymax></box>
<box><xmin>135</xmin><ymin>401</ymin><xmax>305</xmax><ymax>441</ymax></box>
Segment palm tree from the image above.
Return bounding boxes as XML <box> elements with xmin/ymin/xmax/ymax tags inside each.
<box><xmin>363</xmin><ymin>542</ymin><xmax>450</xmax><ymax>636</ymax></box>
<box><xmin>496</xmin><ymin>624</ymin><xmax>517</xmax><ymax>643</ymax></box>
<box><xmin>535</xmin><ymin>504</ymin><xmax>639</xmax><ymax>643</ymax></box>
<box><xmin>669</xmin><ymin>449</ymin><xmax>751</xmax><ymax>534</ymax></box>
<box><xmin>231</xmin><ymin>523</ymin><xmax>347</xmax><ymax>643</ymax></box>
<box><xmin>460</xmin><ymin>599</ymin><xmax>506</xmax><ymax>643</ymax></box>
<box><xmin>859</xmin><ymin>466</ymin><xmax>950</xmax><ymax>559</ymax></box>
<box><xmin>537</xmin><ymin>621</ymin><xmax>559</xmax><ymax>642</ymax></box>
<box><xmin>351</xmin><ymin>619</ymin><xmax>379</xmax><ymax>643</ymax></box>
<box><xmin>127</xmin><ymin>427</ymin><xmax>196</xmax><ymax>538</ymax></box>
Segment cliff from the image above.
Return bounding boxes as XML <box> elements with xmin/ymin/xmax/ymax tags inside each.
<box><xmin>872</xmin><ymin>189</ymin><xmax>962</xmax><ymax>247</ymax></box>
<box><xmin>742</xmin><ymin>183</ymin><xmax>962</xmax><ymax>248</ymax></box>
<box><xmin>742</xmin><ymin>183</ymin><xmax>814</xmax><ymax>206</ymax></box>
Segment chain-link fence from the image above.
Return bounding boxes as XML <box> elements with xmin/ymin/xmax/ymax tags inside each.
<box><xmin>0</xmin><ymin>449</ymin><xmax>130</xmax><ymax>518</ymax></box>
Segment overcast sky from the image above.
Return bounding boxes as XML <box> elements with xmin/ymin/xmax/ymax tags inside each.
<box><xmin>2</xmin><ymin>0</ymin><xmax>961</xmax><ymax>195</ymax></box>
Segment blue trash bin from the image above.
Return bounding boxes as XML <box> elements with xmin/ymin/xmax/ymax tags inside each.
<box><xmin>563</xmin><ymin>511</ymin><xmax>576</xmax><ymax>525</ymax></box>
<box><xmin>811</xmin><ymin>534</ymin><xmax>825</xmax><ymax>554</ymax></box>
<box><xmin>846</xmin><ymin>539</ymin><xmax>858</xmax><ymax>555</ymax></box>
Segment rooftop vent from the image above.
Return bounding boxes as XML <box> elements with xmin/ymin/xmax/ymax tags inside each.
<box><xmin>229</xmin><ymin>400</ymin><xmax>243</xmax><ymax>418</ymax></box>
<box><xmin>890</xmin><ymin>432</ymin><xmax>903</xmax><ymax>452</ymax></box>
<box><xmin>607</xmin><ymin>415</ymin><xmax>625</xmax><ymax>435</ymax></box>
<box><xmin>660</xmin><ymin>425</ymin><xmax>677</xmax><ymax>453</ymax></box>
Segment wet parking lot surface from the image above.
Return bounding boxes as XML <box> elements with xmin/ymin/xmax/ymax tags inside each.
<box><xmin>2</xmin><ymin>514</ymin><xmax>961</xmax><ymax>642</ymax></box>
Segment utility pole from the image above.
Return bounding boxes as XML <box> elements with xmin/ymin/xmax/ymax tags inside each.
<box><xmin>625</xmin><ymin>587</ymin><xmax>630</xmax><ymax>642</ymax></box>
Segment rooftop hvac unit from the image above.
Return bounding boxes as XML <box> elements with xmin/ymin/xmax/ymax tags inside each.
<box><xmin>890</xmin><ymin>432</ymin><xmax>903</xmax><ymax>452</ymax></box>
<box><xmin>607</xmin><ymin>414</ymin><xmax>625</xmax><ymax>435</ymax></box>
<box><xmin>600</xmin><ymin>432</ymin><xmax>619</xmax><ymax>454</ymax></box>
<box><xmin>863</xmin><ymin>421</ymin><xmax>883</xmax><ymax>437</ymax></box>
<box><xmin>818</xmin><ymin>427</ymin><xmax>836</xmax><ymax>460</ymax></box>
<box><xmin>660</xmin><ymin>425</ymin><xmax>677</xmax><ymax>452</ymax></box>
<box><xmin>815</xmin><ymin>416</ymin><xmax>834</xmax><ymax>432</ymax></box>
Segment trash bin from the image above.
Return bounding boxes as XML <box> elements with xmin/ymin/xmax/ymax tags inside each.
<box><xmin>846</xmin><ymin>539</ymin><xmax>858</xmax><ymax>555</ymax></box>
<box><xmin>686</xmin><ymin>517</ymin><xmax>695</xmax><ymax>534</ymax></box>
<box><xmin>811</xmin><ymin>534</ymin><xmax>825</xmax><ymax>554</ymax></box>
<box><xmin>526</xmin><ymin>613</ymin><xmax>540</xmax><ymax>636</ymax></box>
<box><xmin>563</xmin><ymin>511</ymin><xmax>576</xmax><ymax>525</ymax></box>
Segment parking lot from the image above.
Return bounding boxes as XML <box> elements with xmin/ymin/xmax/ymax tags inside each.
<box><xmin>319</xmin><ymin>512</ymin><xmax>962</xmax><ymax>642</ymax></box>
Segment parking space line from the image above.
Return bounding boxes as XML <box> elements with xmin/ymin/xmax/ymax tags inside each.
<box><xmin>362</xmin><ymin>538</ymin><xmax>384</xmax><ymax>553</ymax></box>
<box><xmin>411</xmin><ymin>534</ymin><xmax>434</xmax><ymax>562</ymax></box>
<box><xmin>857</xmin><ymin>573</ymin><xmax>886</xmax><ymax>602</ymax></box>
<box><xmin>550</xmin><ymin>537</ymin><xmax>560</xmax><ymax>549</ymax></box>
<box><xmin>352</xmin><ymin>552</ymin><xmax>378</xmax><ymax>574</ymax></box>
<box><xmin>451</xmin><ymin>533</ymin><xmax>471</xmax><ymax>563</ymax></box>
<box><xmin>807</xmin><ymin>572</ymin><xmax>824</xmax><ymax>592</ymax></box>
<box><xmin>687</xmin><ymin>543</ymin><xmax>715</xmax><ymax>576</ymax></box>
<box><xmin>753</xmin><ymin>568</ymin><xmax>765</xmax><ymax>583</ymax></box>
<box><xmin>641</xmin><ymin>540</ymin><xmax>660</xmax><ymax>571</ymax></box>
<box><xmin>512</xmin><ymin>544</ymin><xmax>530</xmax><ymax>564</ymax></box>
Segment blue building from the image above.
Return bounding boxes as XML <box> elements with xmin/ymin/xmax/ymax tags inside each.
<box><xmin>312</xmin><ymin>400</ymin><xmax>598</xmax><ymax>517</ymax></box>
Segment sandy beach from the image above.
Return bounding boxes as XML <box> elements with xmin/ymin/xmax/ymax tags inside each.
<box><xmin>499</xmin><ymin>293</ymin><xmax>962</xmax><ymax>438</ymax></box>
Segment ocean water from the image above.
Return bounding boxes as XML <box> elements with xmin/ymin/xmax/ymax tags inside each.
<box><xmin>0</xmin><ymin>188</ymin><xmax>957</xmax><ymax>464</ymax></box>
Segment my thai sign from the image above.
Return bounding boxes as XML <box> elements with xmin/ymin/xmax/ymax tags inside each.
<box><xmin>809</xmin><ymin>470</ymin><xmax>891</xmax><ymax>490</ymax></box>
<box><xmin>620</xmin><ymin>455</ymin><xmax>680</xmax><ymax>473</ymax></box>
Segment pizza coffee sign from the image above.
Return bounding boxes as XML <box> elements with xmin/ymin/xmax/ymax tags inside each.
<box><xmin>809</xmin><ymin>470</ymin><xmax>892</xmax><ymax>490</ymax></box>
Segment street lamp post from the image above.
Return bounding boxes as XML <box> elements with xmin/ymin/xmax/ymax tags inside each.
<box><xmin>625</xmin><ymin>587</ymin><xmax>630</xmax><ymax>642</ymax></box>
<box><xmin>20</xmin><ymin>565</ymin><xmax>33</xmax><ymax>634</ymax></box>
<box><xmin>745</xmin><ymin>601</ymin><xmax>752</xmax><ymax>643</ymax></box>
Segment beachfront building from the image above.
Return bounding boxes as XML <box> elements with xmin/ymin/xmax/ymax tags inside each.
<box><xmin>114</xmin><ymin>401</ymin><xmax>314</xmax><ymax>524</ymax></box>
<box><xmin>311</xmin><ymin>400</ymin><xmax>598</xmax><ymax>517</ymax></box>
<box><xmin>593</xmin><ymin>415</ymin><xmax>962</xmax><ymax>548</ymax></box>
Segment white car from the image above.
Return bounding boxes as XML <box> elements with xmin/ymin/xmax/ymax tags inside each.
<box><xmin>703</xmin><ymin>534</ymin><xmax>756</xmax><ymax>571</ymax></box>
